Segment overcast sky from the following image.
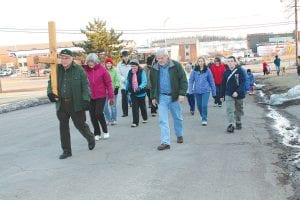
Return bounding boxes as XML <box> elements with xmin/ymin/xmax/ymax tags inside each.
<box><xmin>0</xmin><ymin>0</ymin><xmax>295</xmax><ymax>46</ymax></box>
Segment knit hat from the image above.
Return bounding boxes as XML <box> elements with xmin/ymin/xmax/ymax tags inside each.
<box><xmin>59</xmin><ymin>49</ymin><xmax>73</xmax><ymax>57</ymax></box>
<box><xmin>129</xmin><ymin>59</ymin><xmax>139</xmax><ymax>66</ymax></box>
<box><xmin>105</xmin><ymin>58</ymin><xmax>113</xmax><ymax>64</ymax></box>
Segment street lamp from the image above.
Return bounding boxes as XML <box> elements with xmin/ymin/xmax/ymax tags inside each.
<box><xmin>163</xmin><ymin>17</ymin><xmax>170</xmax><ymax>47</ymax></box>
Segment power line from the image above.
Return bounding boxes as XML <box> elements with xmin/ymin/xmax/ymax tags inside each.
<box><xmin>0</xmin><ymin>21</ymin><xmax>294</xmax><ymax>35</ymax></box>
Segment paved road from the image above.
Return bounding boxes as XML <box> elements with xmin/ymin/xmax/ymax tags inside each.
<box><xmin>0</xmin><ymin>97</ymin><xmax>294</xmax><ymax>200</ymax></box>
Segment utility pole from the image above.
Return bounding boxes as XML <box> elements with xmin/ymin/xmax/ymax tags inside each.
<box><xmin>295</xmin><ymin>0</ymin><xmax>300</xmax><ymax>75</ymax></box>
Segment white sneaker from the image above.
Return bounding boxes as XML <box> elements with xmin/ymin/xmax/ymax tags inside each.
<box><xmin>95</xmin><ymin>135</ymin><xmax>101</xmax><ymax>141</ymax></box>
<box><xmin>142</xmin><ymin>120</ymin><xmax>148</xmax><ymax>123</ymax></box>
<box><xmin>112</xmin><ymin>121</ymin><xmax>117</xmax><ymax>125</ymax></box>
<box><xmin>202</xmin><ymin>121</ymin><xmax>207</xmax><ymax>126</ymax></box>
<box><xmin>103</xmin><ymin>132</ymin><xmax>110</xmax><ymax>139</ymax></box>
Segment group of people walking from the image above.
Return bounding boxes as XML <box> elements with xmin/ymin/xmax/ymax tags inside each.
<box><xmin>47</xmin><ymin>48</ymin><xmax>254</xmax><ymax>159</ymax></box>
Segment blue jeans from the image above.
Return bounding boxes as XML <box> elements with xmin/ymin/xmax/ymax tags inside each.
<box><xmin>104</xmin><ymin>95</ymin><xmax>118</xmax><ymax>122</ymax></box>
<box><xmin>186</xmin><ymin>93</ymin><xmax>195</xmax><ymax>112</ymax></box>
<box><xmin>158</xmin><ymin>94</ymin><xmax>183</xmax><ymax>145</ymax></box>
<box><xmin>194</xmin><ymin>92</ymin><xmax>210</xmax><ymax>122</ymax></box>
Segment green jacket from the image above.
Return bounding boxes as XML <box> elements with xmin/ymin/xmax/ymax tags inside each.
<box><xmin>47</xmin><ymin>62</ymin><xmax>91</xmax><ymax>112</ymax></box>
<box><xmin>150</xmin><ymin>59</ymin><xmax>187</xmax><ymax>103</ymax></box>
<box><xmin>108</xmin><ymin>67</ymin><xmax>120</xmax><ymax>89</ymax></box>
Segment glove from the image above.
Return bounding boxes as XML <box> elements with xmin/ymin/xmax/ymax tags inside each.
<box><xmin>47</xmin><ymin>93</ymin><xmax>58</xmax><ymax>102</ymax></box>
<box><xmin>114</xmin><ymin>87</ymin><xmax>119</xmax><ymax>95</ymax></box>
<box><xmin>83</xmin><ymin>100</ymin><xmax>90</xmax><ymax>111</ymax></box>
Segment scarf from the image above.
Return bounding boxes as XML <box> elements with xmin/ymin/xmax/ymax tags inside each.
<box><xmin>131</xmin><ymin>68</ymin><xmax>138</xmax><ymax>91</ymax></box>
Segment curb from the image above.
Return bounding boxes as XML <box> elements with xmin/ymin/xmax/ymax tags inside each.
<box><xmin>0</xmin><ymin>98</ymin><xmax>50</xmax><ymax>114</ymax></box>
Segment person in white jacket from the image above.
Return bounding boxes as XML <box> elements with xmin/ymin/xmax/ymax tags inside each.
<box><xmin>117</xmin><ymin>50</ymin><xmax>131</xmax><ymax>117</ymax></box>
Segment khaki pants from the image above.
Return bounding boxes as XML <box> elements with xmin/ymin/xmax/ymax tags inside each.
<box><xmin>225</xmin><ymin>96</ymin><xmax>244</xmax><ymax>125</ymax></box>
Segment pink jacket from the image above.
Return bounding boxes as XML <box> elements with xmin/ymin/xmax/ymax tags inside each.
<box><xmin>84</xmin><ymin>64</ymin><xmax>114</xmax><ymax>100</ymax></box>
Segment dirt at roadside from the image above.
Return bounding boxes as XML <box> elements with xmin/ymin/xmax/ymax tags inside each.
<box><xmin>255</xmin><ymin>69</ymin><xmax>300</xmax><ymax>200</ymax></box>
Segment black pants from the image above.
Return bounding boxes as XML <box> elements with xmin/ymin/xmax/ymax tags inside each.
<box><xmin>89</xmin><ymin>98</ymin><xmax>107</xmax><ymax>136</ymax></box>
<box><xmin>214</xmin><ymin>84</ymin><xmax>222</xmax><ymax>105</ymax></box>
<box><xmin>131</xmin><ymin>94</ymin><xmax>148</xmax><ymax>125</ymax></box>
<box><xmin>56</xmin><ymin>101</ymin><xmax>94</xmax><ymax>153</ymax></box>
<box><xmin>146</xmin><ymin>88</ymin><xmax>157</xmax><ymax>114</ymax></box>
<box><xmin>121</xmin><ymin>89</ymin><xmax>128</xmax><ymax>116</ymax></box>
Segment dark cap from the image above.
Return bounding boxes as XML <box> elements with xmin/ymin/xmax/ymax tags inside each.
<box><xmin>60</xmin><ymin>49</ymin><xmax>73</xmax><ymax>57</ymax></box>
<box><xmin>121</xmin><ymin>50</ymin><xmax>129</xmax><ymax>57</ymax></box>
<box><xmin>129</xmin><ymin>59</ymin><xmax>139</xmax><ymax>66</ymax></box>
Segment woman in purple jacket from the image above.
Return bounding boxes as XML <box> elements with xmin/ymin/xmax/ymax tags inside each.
<box><xmin>84</xmin><ymin>53</ymin><xmax>114</xmax><ymax>140</ymax></box>
<box><xmin>189</xmin><ymin>57</ymin><xmax>216</xmax><ymax>126</ymax></box>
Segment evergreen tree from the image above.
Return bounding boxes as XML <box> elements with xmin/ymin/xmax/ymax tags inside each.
<box><xmin>73</xmin><ymin>18</ymin><xmax>123</xmax><ymax>62</ymax></box>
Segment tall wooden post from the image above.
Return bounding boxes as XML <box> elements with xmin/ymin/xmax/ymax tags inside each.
<box><xmin>34</xmin><ymin>21</ymin><xmax>58</xmax><ymax>95</ymax></box>
<box><xmin>48</xmin><ymin>21</ymin><xmax>58</xmax><ymax>95</ymax></box>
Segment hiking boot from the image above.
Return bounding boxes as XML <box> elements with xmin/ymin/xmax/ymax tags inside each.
<box><xmin>236</xmin><ymin>123</ymin><xmax>242</xmax><ymax>130</ymax></box>
<box><xmin>227</xmin><ymin>124</ymin><xmax>235</xmax><ymax>133</ymax></box>
<box><xmin>177</xmin><ymin>136</ymin><xmax>183</xmax><ymax>143</ymax></box>
<box><xmin>157</xmin><ymin>144</ymin><xmax>170</xmax><ymax>151</ymax></box>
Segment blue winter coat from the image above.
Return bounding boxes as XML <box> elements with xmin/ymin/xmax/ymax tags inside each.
<box><xmin>221</xmin><ymin>66</ymin><xmax>246</xmax><ymax>99</ymax></box>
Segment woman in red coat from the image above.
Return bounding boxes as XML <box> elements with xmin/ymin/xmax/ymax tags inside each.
<box><xmin>84</xmin><ymin>53</ymin><xmax>114</xmax><ymax>140</ymax></box>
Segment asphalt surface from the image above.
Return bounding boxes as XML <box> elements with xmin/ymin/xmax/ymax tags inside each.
<box><xmin>0</xmin><ymin>96</ymin><xmax>294</xmax><ymax>200</ymax></box>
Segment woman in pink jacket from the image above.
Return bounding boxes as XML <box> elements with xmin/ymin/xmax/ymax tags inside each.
<box><xmin>84</xmin><ymin>53</ymin><xmax>114</xmax><ymax>140</ymax></box>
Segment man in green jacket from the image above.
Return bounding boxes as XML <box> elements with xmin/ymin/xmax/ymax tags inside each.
<box><xmin>150</xmin><ymin>48</ymin><xmax>188</xmax><ymax>150</ymax></box>
<box><xmin>47</xmin><ymin>49</ymin><xmax>95</xmax><ymax>159</ymax></box>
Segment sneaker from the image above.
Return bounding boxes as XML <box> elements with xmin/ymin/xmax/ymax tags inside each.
<box><xmin>142</xmin><ymin>120</ymin><xmax>148</xmax><ymax>123</ymax></box>
<box><xmin>218</xmin><ymin>104</ymin><xmax>222</xmax><ymax>107</ymax></box>
<box><xmin>122</xmin><ymin>114</ymin><xmax>128</xmax><ymax>117</ymax></box>
<box><xmin>190</xmin><ymin>111</ymin><xmax>195</xmax><ymax>115</ymax></box>
<box><xmin>202</xmin><ymin>121</ymin><xmax>207</xmax><ymax>126</ymax></box>
<box><xmin>236</xmin><ymin>123</ymin><xmax>242</xmax><ymax>130</ymax></box>
<box><xmin>227</xmin><ymin>124</ymin><xmax>235</xmax><ymax>133</ymax></box>
<box><xmin>111</xmin><ymin>121</ymin><xmax>117</xmax><ymax>125</ymax></box>
<box><xmin>213</xmin><ymin>103</ymin><xmax>218</xmax><ymax>107</ymax></box>
<box><xmin>157</xmin><ymin>144</ymin><xmax>170</xmax><ymax>151</ymax></box>
<box><xmin>95</xmin><ymin>135</ymin><xmax>101</xmax><ymax>141</ymax></box>
<box><xmin>131</xmin><ymin>123</ymin><xmax>138</xmax><ymax>127</ymax></box>
<box><xmin>151</xmin><ymin>113</ymin><xmax>157</xmax><ymax>117</ymax></box>
<box><xmin>103</xmin><ymin>132</ymin><xmax>110</xmax><ymax>139</ymax></box>
<box><xmin>177</xmin><ymin>136</ymin><xmax>183</xmax><ymax>143</ymax></box>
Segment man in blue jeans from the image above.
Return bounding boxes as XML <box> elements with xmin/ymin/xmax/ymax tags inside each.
<box><xmin>150</xmin><ymin>48</ymin><xmax>188</xmax><ymax>150</ymax></box>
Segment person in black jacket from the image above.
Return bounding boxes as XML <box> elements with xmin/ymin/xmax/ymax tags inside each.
<box><xmin>221</xmin><ymin>56</ymin><xmax>246</xmax><ymax>133</ymax></box>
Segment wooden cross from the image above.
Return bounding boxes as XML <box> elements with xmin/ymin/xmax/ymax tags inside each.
<box><xmin>34</xmin><ymin>21</ymin><xmax>58</xmax><ymax>95</ymax></box>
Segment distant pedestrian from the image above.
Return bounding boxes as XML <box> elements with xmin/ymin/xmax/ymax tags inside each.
<box><xmin>84</xmin><ymin>53</ymin><xmax>114</xmax><ymax>140</ymax></box>
<box><xmin>189</xmin><ymin>57</ymin><xmax>216</xmax><ymax>126</ymax></box>
<box><xmin>126</xmin><ymin>59</ymin><xmax>148</xmax><ymax>127</ymax></box>
<box><xmin>221</xmin><ymin>56</ymin><xmax>246</xmax><ymax>133</ymax></box>
<box><xmin>117</xmin><ymin>50</ymin><xmax>131</xmax><ymax>117</ymax></box>
<box><xmin>247</xmin><ymin>69</ymin><xmax>255</xmax><ymax>95</ymax></box>
<box><xmin>185</xmin><ymin>62</ymin><xmax>195</xmax><ymax>115</ymax></box>
<box><xmin>144</xmin><ymin>55</ymin><xmax>158</xmax><ymax>116</ymax></box>
<box><xmin>274</xmin><ymin>55</ymin><xmax>281</xmax><ymax>76</ymax></box>
<box><xmin>210</xmin><ymin>57</ymin><xmax>226</xmax><ymax>107</ymax></box>
<box><xmin>262</xmin><ymin>61</ymin><xmax>268</xmax><ymax>75</ymax></box>
<box><xmin>150</xmin><ymin>48</ymin><xmax>188</xmax><ymax>150</ymax></box>
<box><xmin>47</xmin><ymin>49</ymin><xmax>95</xmax><ymax>159</ymax></box>
<box><xmin>104</xmin><ymin>58</ymin><xmax>120</xmax><ymax>125</ymax></box>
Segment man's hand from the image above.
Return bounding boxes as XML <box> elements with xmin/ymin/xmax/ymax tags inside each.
<box><xmin>47</xmin><ymin>93</ymin><xmax>58</xmax><ymax>102</ymax></box>
<box><xmin>220</xmin><ymin>97</ymin><xmax>225</xmax><ymax>102</ymax></box>
<box><xmin>232</xmin><ymin>92</ymin><xmax>238</xmax><ymax>98</ymax></box>
<box><xmin>109</xmin><ymin>99</ymin><xmax>114</xmax><ymax>106</ymax></box>
<box><xmin>152</xmin><ymin>99</ymin><xmax>158</xmax><ymax>107</ymax></box>
<box><xmin>178</xmin><ymin>95</ymin><xmax>185</xmax><ymax>103</ymax></box>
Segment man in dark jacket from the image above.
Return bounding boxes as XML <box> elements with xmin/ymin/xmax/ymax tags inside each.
<box><xmin>221</xmin><ymin>56</ymin><xmax>246</xmax><ymax>133</ymax></box>
<box><xmin>47</xmin><ymin>49</ymin><xmax>95</xmax><ymax>159</ymax></box>
<box><xmin>150</xmin><ymin>48</ymin><xmax>188</xmax><ymax>150</ymax></box>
